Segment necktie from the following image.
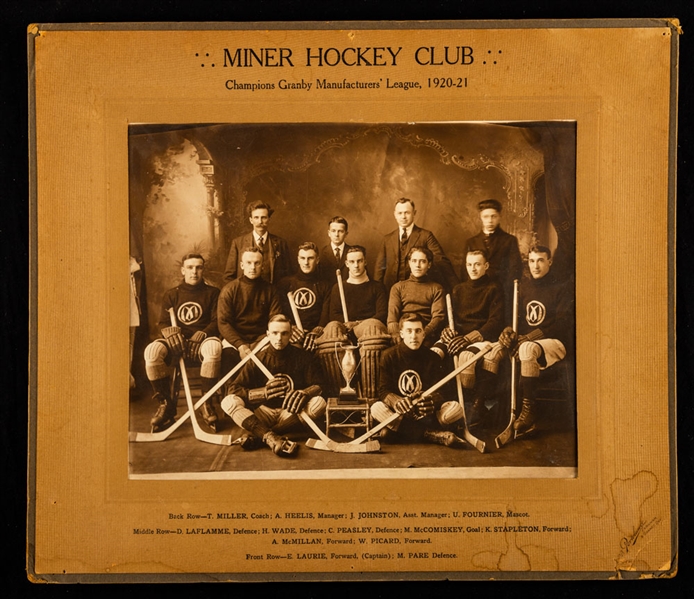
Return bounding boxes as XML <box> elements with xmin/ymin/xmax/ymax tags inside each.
<box><xmin>257</xmin><ymin>236</ymin><xmax>265</xmax><ymax>251</ymax></box>
<box><xmin>400</xmin><ymin>229</ymin><xmax>408</xmax><ymax>246</ymax></box>
<box><xmin>334</xmin><ymin>247</ymin><xmax>341</xmax><ymax>262</ymax></box>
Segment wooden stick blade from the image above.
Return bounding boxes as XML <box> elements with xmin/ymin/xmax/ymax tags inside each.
<box><xmin>305</xmin><ymin>438</ymin><xmax>334</xmax><ymax>451</ymax></box>
<box><xmin>494</xmin><ymin>418</ymin><xmax>516</xmax><ymax>448</ymax></box>
<box><xmin>334</xmin><ymin>440</ymin><xmax>381</xmax><ymax>453</ymax></box>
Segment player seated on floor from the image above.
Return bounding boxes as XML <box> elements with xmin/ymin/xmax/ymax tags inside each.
<box><xmin>371</xmin><ymin>314</ymin><xmax>467</xmax><ymax>448</ymax></box>
<box><xmin>439</xmin><ymin>249</ymin><xmax>505</xmax><ymax>426</ymax></box>
<box><xmin>496</xmin><ymin>245</ymin><xmax>574</xmax><ymax>437</ymax></box>
<box><xmin>144</xmin><ymin>253</ymin><xmax>223</xmax><ymax>432</ymax></box>
<box><xmin>220</xmin><ymin>314</ymin><xmax>327</xmax><ymax>457</ymax></box>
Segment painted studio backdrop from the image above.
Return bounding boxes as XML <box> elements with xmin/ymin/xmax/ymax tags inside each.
<box><xmin>129</xmin><ymin>121</ymin><xmax>576</xmax><ymax>344</ymax></box>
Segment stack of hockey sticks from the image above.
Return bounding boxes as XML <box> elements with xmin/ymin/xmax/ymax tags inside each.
<box><xmin>129</xmin><ymin>309</ymin><xmax>270</xmax><ymax>446</ymax></box>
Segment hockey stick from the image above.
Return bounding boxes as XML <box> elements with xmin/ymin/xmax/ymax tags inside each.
<box><xmin>287</xmin><ymin>291</ymin><xmax>304</xmax><ymax>332</ymax></box>
<box><xmin>495</xmin><ymin>279</ymin><xmax>520</xmax><ymax>448</ymax></box>
<box><xmin>129</xmin><ymin>336</ymin><xmax>270</xmax><ymax>442</ymax></box>
<box><xmin>169</xmin><ymin>308</ymin><xmax>236</xmax><ymax>446</ymax></box>
<box><xmin>336</xmin><ymin>269</ymin><xmax>350</xmax><ymax>323</ymax></box>
<box><xmin>247</xmin><ymin>352</ymin><xmax>380</xmax><ymax>453</ymax></box>
<box><xmin>348</xmin><ymin>345</ymin><xmax>493</xmax><ymax>445</ymax></box>
<box><xmin>446</xmin><ymin>294</ymin><xmax>486</xmax><ymax>454</ymax></box>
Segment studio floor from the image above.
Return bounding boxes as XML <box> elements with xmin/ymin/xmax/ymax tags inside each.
<box><xmin>128</xmin><ymin>381</ymin><xmax>577</xmax><ymax>480</ymax></box>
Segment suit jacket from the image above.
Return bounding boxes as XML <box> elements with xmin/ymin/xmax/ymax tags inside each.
<box><xmin>223</xmin><ymin>232</ymin><xmax>293</xmax><ymax>284</ymax></box>
<box><xmin>374</xmin><ymin>225</ymin><xmax>459</xmax><ymax>293</ymax></box>
<box><xmin>317</xmin><ymin>243</ymin><xmax>351</xmax><ymax>285</ymax></box>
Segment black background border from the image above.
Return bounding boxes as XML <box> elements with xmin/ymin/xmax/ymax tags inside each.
<box><xmin>5</xmin><ymin>2</ymin><xmax>691</xmax><ymax>596</ymax></box>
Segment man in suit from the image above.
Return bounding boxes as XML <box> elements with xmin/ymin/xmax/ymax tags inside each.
<box><xmin>374</xmin><ymin>198</ymin><xmax>458</xmax><ymax>294</ymax></box>
<box><xmin>223</xmin><ymin>200</ymin><xmax>293</xmax><ymax>285</ymax></box>
<box><xmin>318</xmin><ymin>216</ymin><xmax>351</xmax><ymax>285</ymax></box>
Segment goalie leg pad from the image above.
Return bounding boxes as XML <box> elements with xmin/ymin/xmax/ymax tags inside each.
<box><xmin>144</xmin><ymin>340</ymin><xmax>170</xmax><ymax>381</ymax></box>
<box><xmin>315</xmin><ymin>324</ymin><xmax>348</xmax><ymax>397</ymax></box>
<box><xmin>436</xmin><ymin>400</ymin><xmax>465</xmax><ymax>426</ymax></box>
<box><xmin>357</xmin><ymin>330</ymin><xmax>391</xmax><ymax>400</ymax></box>
<box><xmin>352</xmin><ymin>318</ymin><xmax>388</xmax><ymax>339</ymax></box>
<box><xmin>199</xmin><ymin>336</ymin><xmax>222</xmax><ymax>379</ymax></box>
<box><xmin>371</xmin><ymin>401</ymin><xmax>402</xmax><ymax>431</ymax></box>
<box><xmin>519</xmin><ymin>342</ymin><xmax>543</xmax><ymax>378</ymax></box>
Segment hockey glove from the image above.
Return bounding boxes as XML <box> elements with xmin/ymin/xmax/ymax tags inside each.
<box><xmin>414</xmin><ymin>396</ymin><xmax>435</xmax><ymax>418</ymax></box>
<box><xmin>186</xmin><ymin>330</ymin><xmax>207</xmax><ymax>360</ymax></box>
<box><xmin>498</xmin><ymin>326</ymin><xmax>518</xmax><ymax>350</ymax></box>
<box><xmin>303</xmin><ymin>327</ymin><xmax>323</xmax><ymax>352</ymax></box>
<box><xmin>289</xmin><ymin>326</ymin><xmax>305</xmax><ymax>345</ymax></box>
<box><xmin>283</xmin><ymin>389</ymin><xmax>309</xmax><ymax>414</ymax></box>
<box><xmin>447</xmin><ymin>330</ymin><xmax>483</xmax><ymax>356</ymax></box>
<box><xmin>440</xmin><ymin>327</ymin><xmax>457</xmax><ymax>344</ymax></box>
<box><xmin>394</xmin><ymin>396</ymin><xmax>415</xmax><ymax>416</ymax></box>
<box><xmin>161</xmin><ymin>326</ymin><xmax>185</xmax><ymax>355</ymax></box>
<box><xmin>513</xmin><ymin>329</ymin><xmax>544</xmax><ymax>357</ymax></box>
<box><xmin>266</xmin><ymin>375</ymin><xmax>293</xmax><ymax>400</ymax></box>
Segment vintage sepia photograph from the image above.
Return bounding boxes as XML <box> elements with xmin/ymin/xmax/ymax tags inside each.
<box><xmin>28</xmin><ymin>21</ymin><xmax>676</xmax><ymax>580</ymax></box>
<box><xmin>128</xmin><ymin>121</ymin><xmax>577</xmax><ymax>479</ymax></box>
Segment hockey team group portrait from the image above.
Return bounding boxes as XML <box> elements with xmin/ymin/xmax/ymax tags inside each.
<box><xmin>127</xmin><ymin>121</ymin><xmax>577</xmax><ymax>478</ymax></box>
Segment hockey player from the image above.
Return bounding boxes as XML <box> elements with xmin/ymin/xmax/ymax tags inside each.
<box><xmin>220</xmin><ymin>315</ymin><xmax>327</xmax><ymax>457</ymax></box>
<box><xmin>223</xmin><ymin>200</ymin><xmax>293</xmax><ymax>284</ymax></box>
<box><xmin>276</xmin><ymin>242</ymin><xmax>332</xmax><ymax>351</ymax></box>
<box><xmin>315</xmin><ymin>245</ymin><xmax>391</xmax><ymax>398</ymax></box>
<box><xmin>464</xmin><ymin>199</ymin><xmax>523</xmax><ymax>321</ymax></box>
<box><xmin>144</xmin><ymin>253</ymin><xmax>223</xmax><ymax>432</ymax></box>
<box><xmin>387</xmin><ymin>246</ymin><xmax>446</xmax><ymax>348</ymax></box>
<box><xmin>218</xmin><ymin>247</ymin><xmax>283</xmax><ymax>376</ymax></box>
<box><xmin>375</xmin><ymin>197</ymin><xmax>458</xmax><ymax>293</ymax></box>
<box><xmin>497</xmin><ymin>245</ymin><xmax>574</xmax><ymax>437</ymax></box>
<box><xmin>440</xmin><ymin>249</ymin><xmax>505</xmax><ymax>426</ymax></box>
<box><xmin>317</xmin><ymin>216</ymin><xmax>352</xmax><ymax>284</ymax></box>
<box><xmin>370</xmin><ymin>314</ymin><xmax>466</xmax><ymax>447</ymax></box>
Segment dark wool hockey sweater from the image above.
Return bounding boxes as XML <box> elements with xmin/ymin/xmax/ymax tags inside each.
<box><xmin>464</xmin><ymin>227</ymin><xmax>523</xmax><ymax>291</ymax></box>
<box><xmin>378</xmin><ymin>342</ymin><xmax>446</xmax><ymax>408</ymax></box>
<box><xmin>276</xmin><ymin>271</ymin><xmax>333</xmax><ymax>330</ymax></box>
<box><xmin>157</xmin><ymin>281</ymin><xmax>220</xmax><ymax>339</ymax></box>
<box><xmin>450</xmin><ymin>274</ymin><xmax>505</xmax><ymax>340</ymax></box>
<box><xmin>387</xmin><ymin>275</ymin><xmax>445</xmax><ymax>341</ymax></box>
<box><xmin>227</xmin><ymin>344</ymin><xmax>326</xmax><ymax>408</ymax></box>
<box><xmin>217</xmin><ymin>275</ymin><xmax>282</xmax><ymax>348</ymax></box>
<box><xmin>327</xmin><ymin>279</ymin><xmax>388</xmax><ymax>324</ymax></box>
<box><xmin>518</xmin><ymin>272</ymin><xmax>574</xmax><ymax>351</ymax></box>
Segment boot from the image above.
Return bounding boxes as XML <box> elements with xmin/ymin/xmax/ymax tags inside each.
<box><xmin>233</xmin><ymin>434</ymin><xmax>263</xmax><ymax>451</ymax></box>
<box><xmin>423</xmin><ymin>429</ymin><xmax>466</xmax><ymax>448</ymax></box>
<box><xmin>199</xmin><ymin>378</ymin><xmax>219</xmax><ymax>431</ymax></box>
<box><xmin>150</xmin><ymin>391</ymin><xmax>176</xmax><ymax>432</ymax></box>
<box><xmin>467</xmin><ymin>397</ymin><xmax>487</xmax><ymax>428</ymax></box>
<box><xmin>262</xmin><ymin>431</ymin><xmax>298</xmax><ymax>457</ymax></box>
<box><xmin>200</xmin><ymin>400</ymin><xmax>218</xmax><ymax>431</ymax></box>
<box><xmin>514</xmin><ymin>398</ymin><xmax>537</xmax><ymax>436</ymax></box>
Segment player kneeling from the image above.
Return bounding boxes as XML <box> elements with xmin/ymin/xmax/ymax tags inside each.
<box><xmin>220</xmin><ymin>315</ymin><xmax>327</xmax><ymax>457</ymax></box>
<box><xmin>371</xmin><ymin>314</ymin><xmax>466</xmax><ymax>447</ymax></box>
